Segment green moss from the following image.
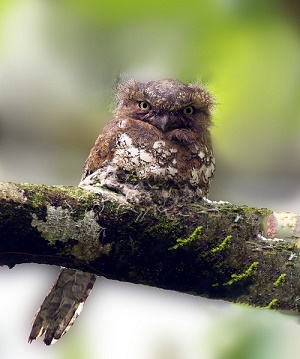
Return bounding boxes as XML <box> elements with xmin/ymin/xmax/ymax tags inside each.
<box><xmin>273</xmin><ymin>273</ymin><xmax>286</xmax><ymax>287</ymax></box>
<box><xmin>17</xmin><ymin>183</ymin><xmax>100</xmax><ymax>224</ymax></box>
<box><xmin>234</xmin><ymin>302</ymin><xmax>263</xmax><ymax>309</ymax></box>
<box><xmin>169</xmin><ymin>226</ymin><xmax>202</xmax><ymax>250</ymax></box>
<box><xmin>65</xmin><ymin>187</ymin><xmax>97</xmax><ymax>220</ymax></box>
<box><xmin>211</xmin><ymin>235</ymin><xmax>232</xmax><ymax>253</ymax></box>
<box><xmin>125</xmin><ymin>173</ymin><xmax>139</xmax><ymax>183</ymax></box>
<box><xmin>223</xmin><ymin>261</ymin><xmax>259</xmax><ymax>286</ymax></box>
<box><xmin>20</xmin><ymin>183</ymin><xmax>48</xmax><ymax>206</ymax></box>
<box><xmin>234</xmin><ymin>299</ymin><xmax>279</xmax><ymax>311</ymax></box>
<box><xmin>266</xmin><ymin>299</ymin><xmax>278</xmax><ymax>309</ymax></box>
<box><xmin>143</xmin><ymin>215</ymin><xmax>182</xmax><ymax>240</ymax></box>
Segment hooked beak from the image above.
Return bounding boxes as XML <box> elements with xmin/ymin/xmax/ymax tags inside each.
<box><xmin>151</xmin><ymin>115</ymin><xmax>180</xmax><ymax>132</ymax></box>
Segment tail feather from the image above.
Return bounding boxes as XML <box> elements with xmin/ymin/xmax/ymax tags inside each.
<box><xmin>28</xmin><ymin>268</ymin><xmax>96</xmax><ymax>345</ymax></box>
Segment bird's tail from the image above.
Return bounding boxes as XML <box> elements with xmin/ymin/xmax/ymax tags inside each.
<box><xmin>28</xmin><ymin>268</ymin><xmax>96</xmax><ymax>345</ymax></box>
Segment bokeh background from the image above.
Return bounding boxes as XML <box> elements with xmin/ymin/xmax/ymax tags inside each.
<box><xmin>1</xmin><ymin>0</ymin><xmax>300</xmax><ymax>358</ymax></box>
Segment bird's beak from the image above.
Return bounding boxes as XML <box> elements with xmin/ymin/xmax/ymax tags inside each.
<box><xmin>152</xmin><ymin>115</ymin><xmax>171</xmax><ymax>132</ymax></box>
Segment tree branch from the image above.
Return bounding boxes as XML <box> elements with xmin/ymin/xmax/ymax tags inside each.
<box><xmin>1</xmin><ymin>181</ymin><xmax>300</xmax><ymax>312</ymax></box>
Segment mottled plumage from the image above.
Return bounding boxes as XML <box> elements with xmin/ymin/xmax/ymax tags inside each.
<box><xmin>29</xmin><ymin>269</ymin><xmax>96</xmax><ymax>345</ymax></box>
<box><xmin>82</xmin><ymin>78</ymin><xmax>215</xmax><ymax>204</ymax></box>
<box><xmin>29</xmin><ymin>78</ymin><xmax>215</xmax><ymax>345</ymax></box>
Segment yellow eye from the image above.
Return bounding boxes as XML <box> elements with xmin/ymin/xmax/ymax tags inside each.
<box><xmin>183</xmin><ymin>106</ymin><xmax>194</xmax><ymax>115</ymax></box>
<box><xmin>139</xmin><ymin>101</ymin><xmax>151</xmax><ymax>110</ymax></box>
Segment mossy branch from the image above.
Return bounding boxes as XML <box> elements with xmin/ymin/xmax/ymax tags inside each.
<box><xmin>1</xmin><ymin>181</ymin><xmax>300</xmax><ymax>312</ymax></box>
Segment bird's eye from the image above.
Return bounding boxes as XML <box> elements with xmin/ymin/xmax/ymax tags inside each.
<box><xmin>183</xmin><ymin>106</ymin><xmax>194</xmax><ymax>115</ymax></box>
<box><xmin>139</xmin><ymin>101</ymin><xmax>151</xmax><ymax>110</ymax></box>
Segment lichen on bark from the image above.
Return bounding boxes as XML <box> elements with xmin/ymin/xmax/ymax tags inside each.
<box><xmin>1</xmin><ymin>181</ymin><xmax>300</xmax><ymax>314</ymax></box>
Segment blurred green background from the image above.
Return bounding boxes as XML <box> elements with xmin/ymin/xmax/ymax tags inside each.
<box><xmin>1</xmin><ymin>0</ymin><xmax>300</xmax><ymax>358</ymax></box>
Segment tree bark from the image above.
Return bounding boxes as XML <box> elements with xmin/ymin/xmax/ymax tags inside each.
<box><xmin>1</xmin><ymin>181</ymin><xmax>300</xmax><ymax>312</ymax></box>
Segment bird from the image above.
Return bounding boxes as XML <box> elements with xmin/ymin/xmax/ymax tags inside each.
<box><xmin>28</xmin><ymin>78</ymin><xmax>215</xmax><ymax>345</ymax></box>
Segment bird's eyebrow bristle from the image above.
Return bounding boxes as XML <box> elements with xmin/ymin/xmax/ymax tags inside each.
<box><xmin>115</xmin><ymin>78</ymin><xmax>214</xmax><ymax>113</ymax></box>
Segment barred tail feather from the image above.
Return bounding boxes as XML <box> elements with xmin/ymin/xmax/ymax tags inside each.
<box><xmin>28</xmin><ymin>268</ymin><xmax>96</xmax><ymax>345</ymax></box>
